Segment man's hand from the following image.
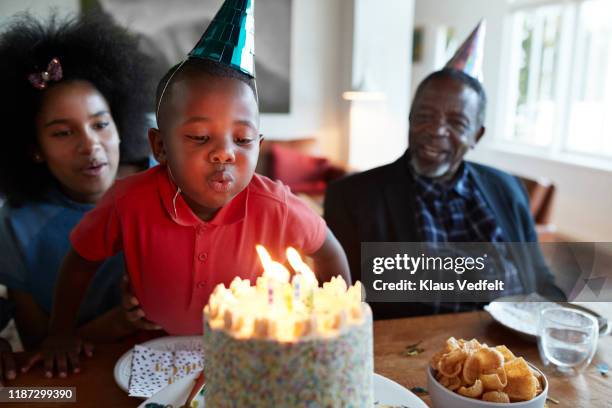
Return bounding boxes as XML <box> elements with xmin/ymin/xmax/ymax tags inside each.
<box><xmin>21</xmin><ymin>333</ymin><xmax>93</xmax><ymax>378</ymax></box>
<box><xmin>121</xmin><ymin>275</ymin><xmax>161</xmax><ymax>331</ymax></box>
<box><xmin>0</xmin><ymin>337</ymin><xmax>17</xmax><ymax>385</ymax></box>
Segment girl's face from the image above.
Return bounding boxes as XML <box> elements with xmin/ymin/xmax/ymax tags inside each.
<box><xmin>35</xmin><ymin>80</ymin><xmax>120</xmax><ymax>203</ymax></box>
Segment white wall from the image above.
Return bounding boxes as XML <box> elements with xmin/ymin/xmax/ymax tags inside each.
<box><xmin>412</xmin><ymin>0</ymin><xmax>506</xmax><ymax>134</ymax></box>
<box><xmin>260</xmin><ymin>0</ymin><xmax>354</xmax><ymax>163</ymax></box>
<box><xmin>346</xmin><ymin>0</ymin><xmax>414</xmax><ymax>170</ymax></box>
<box><xmin>467</xmin><ymin>148</ymin><xmax>612</xmax><ymax>242</ymax></box>
<box><xmin>263</xmin><ymin>0</ymin><xmax>414</xmax><ymax>170</ymax></box>
<box><xmin>0</xmin><ymin>0</ymin><xmax>78</xmax><ymax>26</ymax></box>
<box><xmin>414</xmin><ymin>0</ymin><xmax>612</xmax><ymax>241</ymax></box>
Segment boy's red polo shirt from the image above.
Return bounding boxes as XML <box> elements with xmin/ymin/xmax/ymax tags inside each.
<box><xmin>70</xmin><ymin>166</ymin><xmax>326</xmax><ymax>334</ymax></box>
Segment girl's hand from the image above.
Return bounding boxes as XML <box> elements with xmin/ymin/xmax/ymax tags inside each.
<box><xmin>121</xmin><ymin>275</ymin><xmax>161</xmax><ymax>331</ymax></box>
<box><xmin>21</xmin><ymin>333</ymin><xmax>93</xmax><ymax>378</ymax></box>
<box><xmin>0</xmin><ymin>337</ymin><xmax>17</xmax><ymax>385</ymax></box>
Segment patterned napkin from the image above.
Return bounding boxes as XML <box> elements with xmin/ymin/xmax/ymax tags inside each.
<box><xmin>128</xmin><ymin>344</ymin><xmax>204</xmax><ymax>398</ymax></box>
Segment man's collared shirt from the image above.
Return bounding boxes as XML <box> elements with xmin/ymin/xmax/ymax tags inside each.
<box><xmin>411</xmin><ymin>163</ymin><xmax>524</xmax><ymax>310</ymax></box>
<box><xmin>413</xmin><ymin>164</ymin><xmax>503</xmax><ymax>243</ymax></box>
<box><xmin>71</xmin><ymin>165</ymin><xmax>326</xmax><ymax>335</ymax></box>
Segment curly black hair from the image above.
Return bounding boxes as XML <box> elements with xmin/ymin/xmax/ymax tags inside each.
<box><xmin>0</xmin><ymin>11</ymin><xmax>155</xmax><ymax>206</ymax></box>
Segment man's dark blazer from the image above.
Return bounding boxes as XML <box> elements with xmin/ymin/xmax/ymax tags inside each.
<box><xmin>324</xmin><ymin>150</ymin><xmax>564</xmax><ymax>319</ymax></box>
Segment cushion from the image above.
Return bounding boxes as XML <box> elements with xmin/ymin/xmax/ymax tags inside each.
<box><xmin>268</xmin><ymin>144</ymin><xmax>345</xmax><ymax>194</ymax></box>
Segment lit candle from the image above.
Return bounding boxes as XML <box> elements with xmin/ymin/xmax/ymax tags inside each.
<box><xmin>287</xmin><ymin>247</ymin><xmax>318</xmax><ymax>288</ymax></box>
<box><xmin>294</xmin><ymin>275</ymin><xmax>301</xmax><ymax>302</ymax></box>
<box><xmin>268</xmin><ymin>281</ymin><xmax>274</xmax><ymax>305</ymax></box>
<box><xmin>206</xmin><ymin>245</ymin><xmax>364</xmax><ymax>341</ymax></box>
<box><xmin>257</xmin><ymin>245</ymin><xmax>290</xmax><ymax>283</ymax></box>
<box><xmin>306</xmin><ymin>287</ymin><xmax>314</xmax><ymax>311</ymax></box>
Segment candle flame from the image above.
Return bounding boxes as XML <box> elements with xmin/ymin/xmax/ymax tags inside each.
<box><xmin>206</xmin><ymin>246</ymin><xmax>364</xmax><ymax>341</ymax></box>
<box><xmin>256</xmin><ymin>245</ymin><xmax>290</xmax><ymax>283</ymax></box>
<box><xmin>286</xmin><ymin>247</ymin><xmax>318</xmax><ymax>285</ymax></box>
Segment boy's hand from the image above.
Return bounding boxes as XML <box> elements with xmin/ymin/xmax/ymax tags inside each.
<box><xmin>0</xmin><ymin>338</ymin><xmax>17</xmax><ymax>385</ymax></box>
<box><xmin>121</xmin><ymin>275</ymin><xmax>161</xmax><ymax>331</ymax></box>
<box><xmin>21</xmin><ymin>333</ymin><xmax>93</xmax><ymax>378</ymax></box>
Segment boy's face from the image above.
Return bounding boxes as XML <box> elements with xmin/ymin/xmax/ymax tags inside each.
<box><xmin>150</xmin><ymin>73</ymin><xmax>260</xmax><ymax>221</ymax></box>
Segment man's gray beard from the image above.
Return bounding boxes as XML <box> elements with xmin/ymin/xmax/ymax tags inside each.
<box><xmin>410</xmin><ymin>156</ymin><xmax>451</xmax><ymax>179</ymax></box>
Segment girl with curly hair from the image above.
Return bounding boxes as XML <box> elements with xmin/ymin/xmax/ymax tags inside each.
<box><xmin>0</xmin><ymin>10</ymin><xmax>157</xmax><ymax>380</ymax></box>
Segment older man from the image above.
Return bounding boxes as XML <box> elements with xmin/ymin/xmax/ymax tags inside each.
<box><xmin>324</xmin><ymin>33</ymin><xmax>563</xmax><ymax>318</ymax></box>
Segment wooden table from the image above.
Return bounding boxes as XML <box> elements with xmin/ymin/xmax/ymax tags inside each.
<box><xmin>375</xmin><ymin>311</ymin><xmax>612</xmax><ymax>407</ymax></box>
<box><xmin>3</xmin><ymin>311</ymin><xmax>611</xmax><ymax>407</ymax></box>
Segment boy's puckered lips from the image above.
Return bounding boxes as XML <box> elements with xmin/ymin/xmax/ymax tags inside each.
<box><xmin>208</xmin><ymin>169</ymin><xmax>235</xmax><ymax>193</ymax></box>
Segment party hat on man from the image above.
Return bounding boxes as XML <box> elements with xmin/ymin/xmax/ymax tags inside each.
<box><xmin>188</xmin><ymin>0</ymin><xmax>256</xmax><ymax>78</ymax></box>
<box><xmin>445</xmin><ymin>20</ymin><xmax>486</xmax><ymax>81</ymax></box>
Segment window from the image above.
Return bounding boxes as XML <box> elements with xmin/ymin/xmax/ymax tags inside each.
<box><xmin>502</xmin><ymin>0</ymin><xmax>612</xmax><ymax>160</ymax></box>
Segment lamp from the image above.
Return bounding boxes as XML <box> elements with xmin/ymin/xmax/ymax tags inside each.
<box><xmin>342</xmin><ymin>76</ymin><xmax>386</xmax><ymax>101</ymax></box>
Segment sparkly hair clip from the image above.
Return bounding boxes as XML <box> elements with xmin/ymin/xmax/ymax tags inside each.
<box><xmin>28</xmin><ymin>57</ymin><xmax>63</xmax><ymax>90</ymax></box>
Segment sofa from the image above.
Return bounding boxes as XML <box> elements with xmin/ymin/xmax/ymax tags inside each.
<box><xmin>255</xmin><ymin>138</ymin><xmax>347</xmax><ymax>214</ymax></box>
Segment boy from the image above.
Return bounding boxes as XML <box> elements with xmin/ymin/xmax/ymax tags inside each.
<box><xmin>35</xmin><ymin>0</ymin><xmax>350</xmax><ymax>378</ymax></box>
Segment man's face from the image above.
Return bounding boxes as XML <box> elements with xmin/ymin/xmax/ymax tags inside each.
<box><xmin>150</xmin><ymin>73</ymin><xmax>260</xmax><ymax>221</ymax></box>
<box><xmin>408</xmin><ymin>76</ymin><xmax>484</xmax><ymax>180</ymax></box>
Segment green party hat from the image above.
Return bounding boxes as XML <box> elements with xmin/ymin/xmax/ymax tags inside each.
<box><xmin>445</xmin><ymin>20</ymin><xmax>486</xmax><ymax>81</ymax></box>
<box><xmin>188</xmin><ymin>0</ymin><xmax>256</xmax><ymax>78</ymax></box>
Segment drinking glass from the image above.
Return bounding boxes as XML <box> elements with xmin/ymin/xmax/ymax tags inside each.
<box><xmin>538</xmin><ymin>307</ymin><xmax>598</xmax><ymax>375</ymax></box>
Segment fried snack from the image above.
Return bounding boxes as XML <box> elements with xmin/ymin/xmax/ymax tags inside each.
<box><xmin>480</xmin><ymin>366</ymin><xmax>508</xmax><ymax>391</ymax></box>
<box><xmin>438</xmin><ymin>348</ymin><xmax>468</xmax><ymax>377</ymax></box>
<box><xmin>462</xmin><ymin>347</ymin><xmax>504</xmax><ymax>385</ymax></box>
<box><xmin>460</xmin><ymin>338</ymin><xmax>482</xmax><ymax>353</ymax></box>
<box><xmin>504</xmin><ymin>358</ymin><xmax>538</xmax><ymax>401</ymax></box>
<box><xmin>439</xmin><ymin>374</ymin><xmax>462</xmax><ymax>391</ymax></box>
<box><xmin>531</xmin><ymin>368</ymin><xmax>544</xmax><ymax>394</ymax></box>
<box><xmin>430</xmin><ymin>351</ymin><xmax>445</xmax><ymax>371</ymax></box>
<box><xmin>496</xmin><ymin>345</ymin><xmax>516</xmax><ymax>362</ymax></box>
<box><xmin>482</xmin><ymin>390</ymin><xmax>511</xmax><ymax>403</ymax></box>
<box><xmin>462</xmin><ymin>353</ymin><xmax>480</xmax><ymax>385</ymax></box>
<box><xmin>504</xmin><ymin>357</ymin><xmax>531</xmax><ymax>378</ymax></box>
<box><xmin>430</xmin><ymin>338</ymin><xmax>544</xmax><ymax>403</ymax></box>
<box><xmin>505</xmin><ymin>374</ymin><xmax>538</xmax><ymax>401</ymax></box>
<box><xmin>458</xmin><ymin>379</ymin><xmax>484</xmax><ymax>398</ymax></box>
<box><xmin>476</xmin><ymin>348</ymin><xmax>505</xmax><ymax>371</ymax></box>
<box><xmin>431</xmin><ymin>337</ymin><xmax>463</xmax><ymax>371</ymax></box>
<box><xmin>447</xmin><ymin>337</ymin><xmax>462</xmax><ymax>351</ymax></box>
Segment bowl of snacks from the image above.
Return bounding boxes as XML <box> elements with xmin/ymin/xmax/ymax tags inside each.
<box><xmin>427</xmin><ymin>338</ymin><xmax>547</xmax><ymax>407</ymax></box>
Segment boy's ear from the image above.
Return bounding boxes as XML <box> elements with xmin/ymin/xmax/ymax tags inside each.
<box><xmin>148</xmin><ymin>128</ymin><xmax>167</xmax><ymax>165</ymax></box>
<box><xmin>258</xmin><ymin>134</ymin><xmax>264</xmax><ymax>148</ymax></box>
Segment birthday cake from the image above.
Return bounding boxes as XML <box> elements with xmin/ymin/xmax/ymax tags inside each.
<box><xmin>202</xmin><ymin>246</ymin><xmax>374</xmax><ymax>407</ymax></box>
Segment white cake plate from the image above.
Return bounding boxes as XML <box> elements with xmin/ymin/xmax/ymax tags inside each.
<box><xmin>137</xmin><ymin>371</ymin><xmax>428</xmax><ymax>408</ymax></box>
<box><xmin>115</xmin><ymin>335</ymin><xmax>428</xmax><ymax>408</ymax></box>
